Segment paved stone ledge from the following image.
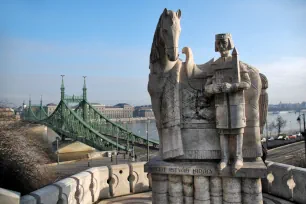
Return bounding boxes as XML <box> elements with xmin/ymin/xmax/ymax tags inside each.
<box><xmin>97</xmin><ymin>192</ymin><xmax>294</xmax><ymax>204</ymax></box>
<box><xmin>98</xmin><ymin>192</ymin><xmax>152</xmax><ymax>204</ymax></box>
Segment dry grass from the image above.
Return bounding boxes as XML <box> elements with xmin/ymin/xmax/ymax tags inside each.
<box><xmin>0</xmin><ymin>121</ymin><xmax>58</xmax><ymax>195</ymax></box>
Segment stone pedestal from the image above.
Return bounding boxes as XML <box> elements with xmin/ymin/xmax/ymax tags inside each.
<box><xmin>145</xmin><ymin>157</ymin><xmax>266</xmax><ymax>204</ymax></box>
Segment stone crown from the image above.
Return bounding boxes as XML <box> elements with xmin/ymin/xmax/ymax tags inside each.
<box><xmin>215</xmin><ymin>33</ymin><xmax>232</xmax><ymax>40</ymax></box>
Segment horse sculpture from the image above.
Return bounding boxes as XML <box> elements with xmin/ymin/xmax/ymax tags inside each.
<box><xmin>148</xmin><ymin>8</ymin><xmax>268</xmax><ymax>160</ymax></box>
<box><xmin>148</xmin><ymin>8</ymin><xmax>184</xmax><ymax>159</ymax></box>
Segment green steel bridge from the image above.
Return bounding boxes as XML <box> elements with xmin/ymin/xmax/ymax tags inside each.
<box><xmin>23</xmin><ymin>76</ymin><xmax>159</xmax><ymax>152</ymax></box>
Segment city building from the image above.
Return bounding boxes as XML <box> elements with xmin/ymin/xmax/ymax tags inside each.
<box><xmin>45</xmin><ymin>103</ymin><xmax>57</xmax><ymax>115</ymax></box>
<box><xmin>91</xmin><ymin>103</ymin><xmax>105</xmax><ymax>113</ymax></box>
<box><xmin>40</xmin><ymin>101</ymin><xmax>159</xmax><ymax>119</ymax></box>
<box><xmin>268</xmin><ymin>101</ymin><xmax>306</xmax><ymax>112</ymax></box>
<box><xmin>98</xmin><ymin>103</ymin><xmax>134</xmax><ymax>119</ymax></box>
<box><xmin>44</xmin><ymin>102</ymin><xmax>134</xmax><ymax>119</ymax></box>
<box><xmin>133</xmin><ymin>105</ymin><xmax>154</xmax><ymax>118</ymax></box>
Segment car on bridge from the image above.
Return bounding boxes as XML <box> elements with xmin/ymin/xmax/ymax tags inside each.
<box><xmin>277</xmin><ymin>135</ymin><xmax>289</xmax><ymax>140</ymax></box>
<box><xmin>288</xmin><ymin>134</ymin><xmax>297</xmax><ymax>139</ymax></box>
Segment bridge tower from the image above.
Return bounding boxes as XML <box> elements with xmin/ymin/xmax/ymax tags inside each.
<box><xmin>60</xmin><ymin>75</ymin><xmax>65</xmax><ymax>100</ymax></box>
<box><xmin>82</xmin><ymin>76</ymin><xmax>88</xmax><ymax>122</ymax></box>
<box><xmin>21</xmin><ymin>100</ymin><xmax>26</xmax><ymax>120</ymax></box>
<box><xmin>27</xmin><ymin>95</ymin><xmax>31</xmax><ymax>120</ymax></box>
<box><xmin>39</xmin><ymin>95</ymin><xmax>43</xmax><ymax>120</ymax></box>
<box><xmin>60</xmin><ymin>75</ymin><xmax>66</xmax><ymax>140</ymax></box>
<box><xmin>29</xmin><ymin>95</ymin><xmax>31</xmax><ymax>107</ymax></box>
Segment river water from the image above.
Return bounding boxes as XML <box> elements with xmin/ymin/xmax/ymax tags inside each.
<box><xmin>265</xmin><ymin>111</ymin><xmax>306</xmax><ymax>135</ymax></box>
<box><xmin>127</xmin><ymin>111</ymin><xmax>306</xmax><ymax>140</ymax></box>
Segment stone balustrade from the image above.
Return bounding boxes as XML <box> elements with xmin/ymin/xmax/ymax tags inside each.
<box><xmin>20</xmin><ymin>162</ymin><xmax>150</xmax><ymax>204</ymax></box>
<box><xmin>262</xmin><ymin>161</ymin><xmax>306</xmax><ymax>204</ymax></box>
<box><xmin>1</xmin><ymin>161</ymin><xmax>306</xmax><ymax>204</ymax></box>
<box><xmin>0</xmin><ymin>188</ymin><xmax>20</xmax><ymax>204</ymax></box>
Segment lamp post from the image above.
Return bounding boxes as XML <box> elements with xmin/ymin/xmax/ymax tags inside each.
<box><xmin>297</xmin><ymin>113</ymin><xmax>305</xmax><ymax>133</ymax></box>
<box><xmin>298</xmin><ymin>116</ymin><xmax>302</xmax><ymax>133</ymax></box>
<box><xmin>297</xmin><ymin>113</ymin><xmax>306</xmax><ymax>161</ymax></box>
<box><xmin>125</xmin><ymin>123</ymin><xmax>129</xmax><ymax>160</ymax></box>
<box><xmin>146</xmin><ymin>118</ymin><xmax>149</xmax><ymax>161</ymax></box>
<box><xmin>56</xmin><ymin>137</ymin><xmax>59</xmax><ymax>164</ymax></box>
<box><xmin>132</xmin><ymin>136</ymin><xmax>135</xmax><ymax>162</ymax></box>
<box><xmin>116</xmin><ymin>120</ymin><xmax>120</xmax><ymax>165</ymax></box>
<box><xmin>127</xmin><ymin>133</ymin><xmax>130</xmax><ymax>157</ymax></box>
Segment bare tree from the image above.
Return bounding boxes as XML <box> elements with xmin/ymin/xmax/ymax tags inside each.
<box><xmin>272</xmin><ymin>115</ymin><xmax>287</xmax><ymax>135</ymax></box>
<box><xmin>0</xmin><ymin>121</ymin><xmax>57</xmax><ymax>195</ymax></box>
<box><xmin>268</xmin><ymin>121</ymin><xmax>276</xmax><ymax>136</ymax></box>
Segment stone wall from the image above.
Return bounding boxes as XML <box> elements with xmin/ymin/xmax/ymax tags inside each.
<box><xmin>262</xmin><ymin>161</ymin><xmax>306</xmax><ymax>204</ymax></box>
<box><xmin>1</xmin><ymin>161</ymin><xmax>306</xmax><ymax>203</ymax></box>
<box><xmin>19</xmin><ymin>162</ymin><xmax>150</xmax><ymax>204</ymax></box>
<box><xmin>151</xmin><ymin>174</ymin><xmax>263</xmax><ymax>204</ymax></box>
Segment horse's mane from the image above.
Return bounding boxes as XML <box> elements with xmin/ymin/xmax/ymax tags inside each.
<box><xmin>150</xmin><ymin>13</ymin><xmax>164</xmax><ymax>64</ymax></box>
<box><xmin>259</xmin><ymin>73</ymin><xmax>268</xmax><ymax>89</ymax></box>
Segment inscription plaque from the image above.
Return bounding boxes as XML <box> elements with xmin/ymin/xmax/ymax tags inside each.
<box><xmin>149</xmin><ymin>166</ymin><xmax>215</xmax><ymax>176</ymax></box>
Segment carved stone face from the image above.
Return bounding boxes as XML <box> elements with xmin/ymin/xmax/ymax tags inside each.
<box><xmin>216</xmin><ymin>38</ymin><xmax>230</xmax><ymax>57</ymax></box>
<box><xmin>160</xmin><ymin>9</ymin><xmax>181</xmax><ymax>61</ymax></box>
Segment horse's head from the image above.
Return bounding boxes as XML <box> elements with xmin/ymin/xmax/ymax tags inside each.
<box><xmin>159</xmin><ymin>8</ymin><xmax>181</xmax><ymax>61</ymax></box>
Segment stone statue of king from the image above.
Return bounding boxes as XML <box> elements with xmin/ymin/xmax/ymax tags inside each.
<box><xmin>205</xmin><ymin>33</ymin><xmax>251</xmax><ymax>173</ymax></box>
<box><xmin>146</xmin><ymin>9</ymin><xmax>269</xmax><ymax>204</ymax></box>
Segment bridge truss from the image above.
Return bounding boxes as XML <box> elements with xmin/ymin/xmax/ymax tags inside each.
<box><xmin>23</xmin><ymin>76</ymin><xmax>159</xmax><ymax>152</ymax></box>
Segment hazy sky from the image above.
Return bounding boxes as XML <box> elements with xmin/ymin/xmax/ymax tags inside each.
<box><xmin>1</xmin><ymin>0</ymin><xmax>306</xmax><ymax>106</ymax></box>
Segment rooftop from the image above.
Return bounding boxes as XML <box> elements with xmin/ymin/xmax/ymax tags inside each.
<box><xmin>46</xmin><ymin>103</ymin><xmax>57</xmax><ymax>106</ymax></box>
<box><xmin>91</xmin><ymin>103</ymin><xmax>104</xmax><ymax>106</ymax></box>
<box><xmin>114</xmin><ymin>103</ymin><xmax>133</xmax><ymax>108</ymax></box>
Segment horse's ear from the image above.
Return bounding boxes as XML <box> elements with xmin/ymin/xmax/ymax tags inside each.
<box><xmin>163</xmin><ymin>8</ymin><xmax>168</xmax><ymax>16</ymax></box>
<box><xmin>176</xmin><ymin>9</ymin><xmax>181</xmax><ymax>19</ymax></box>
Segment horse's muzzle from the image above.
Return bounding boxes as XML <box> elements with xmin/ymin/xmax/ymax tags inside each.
<box><xmin>167</xmin><ymin>54</ymin><xmax>178</xmax><ymax>61</ymax></box>
<box><xmin>166</xmin><ymin>47</ymin><xmax>179</xmax><ymax>61</ymax></box>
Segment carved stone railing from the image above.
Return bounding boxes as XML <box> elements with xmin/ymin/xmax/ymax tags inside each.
<box><xmin>262</xmin><ymin>161</ymin><xmax>306</xmax><ymax>204</ymax></box>
<box><xmin>1</xmin><ymin>161</ymin><xmax>306</xmax><ymax>204</ymax></box>
<box><xmin>20</xmin><ymin>162</ymin><xmax>150</xmax><ymax>204</ymax></box>
<box><xmin>0</xmin><ymin>188</ymin><xmax>20</xmax><ymax>204</ymax></box>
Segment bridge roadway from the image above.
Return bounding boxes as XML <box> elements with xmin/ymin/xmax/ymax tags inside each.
<box><xmin>267</xmin><ymin>141</ymin><xmax>305</xmax><ymax>165</ymax></box>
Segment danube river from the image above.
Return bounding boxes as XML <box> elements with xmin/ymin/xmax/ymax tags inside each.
<box><xmin>44</xmin><ymin>110</ymin><xmax>306</xmax><ymax>147</ymax></box>
<box><xmin>127</xmin><ymin>111</ymin><xmax>306</xmax><ymax>141</ymax></box>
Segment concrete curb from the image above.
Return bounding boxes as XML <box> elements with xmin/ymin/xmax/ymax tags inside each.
<box><xmin>42</xmin><ymin>154</ymin><xmax>114</xmax><ymax>167</ymax></box>
<box><xmin>42</xmin><ymin>159</ymin><xmax>86</xmax><ymax>167</ymax></box>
